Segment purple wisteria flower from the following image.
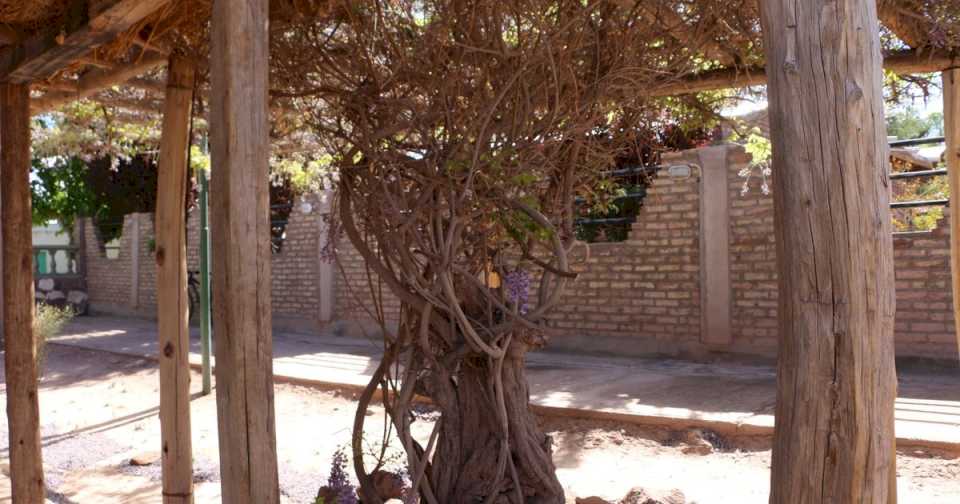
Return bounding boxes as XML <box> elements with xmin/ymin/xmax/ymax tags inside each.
<box><xmin>504</xmin><ymin>269</ymin><xmax>531</xmax><ymax>315</ymax></box>
<box><xmin>325</xmin><ymin>448</ymin><xmax>358</xmax><ymax>504</ymax></box>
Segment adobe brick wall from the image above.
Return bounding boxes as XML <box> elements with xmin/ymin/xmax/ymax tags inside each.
<box><xmin>321</xmin><ymin>143</ymin><xmax>960</xmax><ymax>362</ymax></box>
<box><xmin>726</xmin><ymin>148</ymin><xmax>779</xmax><ymax>355</ymax></box>
<box><xmin>892</xmin><ymin>220</ymin><xmax>957</xmax><ymax>359</ymax></box>
<box><xmin>80</xmin><ymin>146</ymin><xmax>960</xmax><ymax>361</ymax></box>
<box><xmin>548</xmin><ymin>149</ymin><xmax>704</xmax><ymax>356</ymax></box>
<box><xmin>331</xmin><ymin>238</ymin><xmax>402</xmax><ymax>335</ymax></box>
<box><xmin>84</xmin><ymin>194</ymin><xmax>332</xmax><ymax>332</ymax></box>
<box><xmin>84</xmin><ymin>214</ymin><xmax>140</xmax><ymax>314</ymax></box>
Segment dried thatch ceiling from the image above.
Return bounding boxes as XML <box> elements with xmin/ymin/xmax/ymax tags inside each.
<box><xmin>1</xmin><ymin>0</ymin><xmax>957</xmax><ymax>120</ymax></box>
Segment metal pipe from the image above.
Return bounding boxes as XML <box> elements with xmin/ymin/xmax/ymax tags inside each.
<box><xmin>889</xmin><ymin>136</ymin><xmax>945</xmax><ymax>147</ymax></box>
<box><xmin>890</xmin><ymin>199</ymin><xmax>949</xmax><ymax>209</ymax></box>
<box><xmin>199</xmin><ymin>163</ymin><xmax>213</xmax><ymax>395</ymax></box>
<box><xmin>574</xmin><ymin>217</ymin><xmax>636</xmax><ymax>225</ymax></box>
<box><xmin>890</xmin><ymin>168</ymin><xmax>948</xmax><ymax>180</ymax></box>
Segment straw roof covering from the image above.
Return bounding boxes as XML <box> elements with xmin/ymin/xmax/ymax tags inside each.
<box><xmin>1</xmin><ymin>0</ymin><xmax>958</xmax><ymax>125</ymax></box>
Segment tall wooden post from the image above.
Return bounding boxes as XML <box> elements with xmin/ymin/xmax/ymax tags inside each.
<box><xmin>155</xmin><ymin>54</ymin><xmax>196</xmax><ymax>504</ymax></box>
<box><xmin>209</xmin><ymin>0</ymin><xmax>281</xmax><ymax>502</ymax></box>
<box><xmin>2</xmin><ymin>83</ymin><xmax>45</xmax><ymax>503</ymax></box>
<box><xmin>759</xmin><ymin>1</ymin><xmax>897</xmax><ymax>502</ymax></box>
<box><xmin>945</xmin><ymin>69</ymin><xmax>960</xmax><ymax>357</ymax></box>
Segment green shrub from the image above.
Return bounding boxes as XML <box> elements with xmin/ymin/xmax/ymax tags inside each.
<box><xmin>33</xmin><ymin>304</ymin><xmax>74</xmax><ymax>369</ymax></box>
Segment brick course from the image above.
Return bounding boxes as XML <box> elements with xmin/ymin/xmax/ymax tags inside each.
<box><xmin>82</xmin><ymin>146</ymin><xmax>960</xmax><ymax>361</ymax></box>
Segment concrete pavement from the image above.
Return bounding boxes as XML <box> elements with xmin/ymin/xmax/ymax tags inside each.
<box><xmin>51</xmin><ymin>316</ymin><xmax>960</xmax><ymax>452</ymax></box>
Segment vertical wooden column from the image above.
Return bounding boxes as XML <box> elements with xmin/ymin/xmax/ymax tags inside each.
<box><xmin>2</xmin><ymin>83</ymin><xmax>45</xmax><ymax>503</ymax></box>
<box><xmin>209</xmin><ymin>0</ymin><xmax>281</xmax><ymax>502</ymax></box>
<box><xmin>759</xmin><ymin>1</ymin><xmax>897</xmax><ymax>502</ymax></box>
<box><xmin>945</xmin><ymin>69</ymin><xmax>960</xmax><ymax>357</ymax></box>
<box><xmin>155</xmin><ymin>54</ymin><xmax>196</xmax><ymax>504</ymax></box>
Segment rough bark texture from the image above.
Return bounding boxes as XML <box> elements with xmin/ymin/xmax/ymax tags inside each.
<box><xmin>426</xmin><ymin>346</ymin><xmax>564</xmax><ymax>504</ymax></box>
<box><xmin>945</xmin><ymin>68</ymin><xmax>960</xmax><ymax>357</ymax></box>
<box><xmin>1</xmin><ymin>82</ymin><xmax>45</xmax><ymax>504</ymax></box>
<box><xmin>155</xmin><ymin>54</ymin><xmax>196</xmax><ymax>504</ymax></box>
<box><xmin>759</xmin><ymin>1</ymin><xmax>898</xmax><ymax>502</ymax></box>
<box><xmin>209</xmin><ymin>0</ymin><xmax>280</xmax><ymax>501</ymax></box>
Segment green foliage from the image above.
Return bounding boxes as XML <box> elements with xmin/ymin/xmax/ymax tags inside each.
<box><xmin>272</xmin><ymin>154</ymin><xmax>334</xmax><ymax>193</ymax></box>
<box><xmin>33</xmin><ymin>100</ymin><xmax>162</xmax><ymax>161</ymax></box>
<box><xmin>575</xmin><ymin>182</ymin><xmax>646</xmax><ymax>243</ymax></box>
<box><xmin>31</xmin><ymin>157</ymin><xmax>100</xmax><ymax>231</ymax></box>
<box><xmin>886</xmin><ymin>106</ymin><xmax>944</xmax><ymax>140</ymax></box>
<box><xmin>34</xmin><ymin>304</ymin><xmax>74</xmax><ymax>370</ymax></box>
<box><xmin>743</xmin><ymin>131</ymin><xmax>772</xmax><ymax>163</ymax></box>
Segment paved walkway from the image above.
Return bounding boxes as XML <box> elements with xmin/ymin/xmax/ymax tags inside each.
<box><xmin>53</xmin><ymin>316</ymin><xmax>960</xmax><ymax>451</ymax></box>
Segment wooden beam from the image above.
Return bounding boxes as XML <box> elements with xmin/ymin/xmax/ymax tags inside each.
<box><xmin>30</xmin><ymin>52</ymin><xmax>166</xmax><ymax>114</ymax></box>
<box><xmin>1</xmin><ymin>83</ymin><xmax>45</xmax><ymax>503</ymax></box>
<box><xmin>761</xmin><ymin>0</ymin><xmax>897</xmax><ymax>502</ymax></box>
<box><xmin>155</xmin><ymin>54</ymin><xmax>196</xmax><ymax>504</ymax></box>
<box><xmin>209</xmin><ymin>0</ymin><xmax>281</xmax><ymax>501</ymax></box>
<box><xmin>945</xmin><ymin>69</ymin><xmax>960</xmax><ymax>359</ymax></box>
<box><xmin>646</xmin><ymin>49</ymin><xmax>956</xmax><ymax>97</ymax></box>
<box><xmin>0</xmin><ymin>0</ymin><xmax>170</xmax><ymax>83</ymax></box>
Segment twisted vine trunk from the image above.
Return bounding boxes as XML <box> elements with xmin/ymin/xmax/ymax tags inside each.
<box><xmin>426</xmin><ymin>345</ymin><xmax>564</xmax><ymax>504</ymax></box>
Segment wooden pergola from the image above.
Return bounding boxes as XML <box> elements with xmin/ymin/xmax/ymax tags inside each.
<box><xmin>0</xmin><ymin>0</ymin><xmax>957</xmax><ymax>502</ymax></box>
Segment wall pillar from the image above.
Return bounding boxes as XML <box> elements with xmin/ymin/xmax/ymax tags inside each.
<box><xmin>317</xmin><ymin>190</ymin><xmax>335</xmax><ymax>323</ymax></box>
<box><xmin>129</xmin><ymin>214</ymin><xmax>141</xmax><ymax>309</ymax></box>
<box><xmin>698</xmin><ymin>145</ymin><xmax>733</xmax><ymax>346</ymax></box>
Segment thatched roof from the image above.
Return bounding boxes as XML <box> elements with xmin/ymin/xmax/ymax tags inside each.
<box><xmin>1</xmin><ymin>0</ymin><xmax>957</xmax><ymax>124</ymax></box>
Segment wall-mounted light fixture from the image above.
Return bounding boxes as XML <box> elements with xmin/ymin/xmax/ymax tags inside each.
<box><xmin>667</xmin><ymin>164</ymin><xmax>694</xmax><ymax>179</ymax></box>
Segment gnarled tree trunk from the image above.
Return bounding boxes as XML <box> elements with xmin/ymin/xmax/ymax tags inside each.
<box><xmin>425</xmin><ymin>344</ymin><xmax>564</xmax><ymax>504</ymax></box>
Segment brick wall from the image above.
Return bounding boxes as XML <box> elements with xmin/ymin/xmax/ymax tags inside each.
<box><xmin>331</xmin><ymin>238</ymin><xmax>402</xmax><ymax>335</ymax></box>
<box><xmin>892</xmin><ymin>220</ymin><xmax>957</xmax><ymax>359</ymax></box>
<box><xmin>84</xmin><ymin>214</ymin><xmax>141</xmax><ymax>314</ymax></box>
<box><xmin>80</xmin><ymin>145</ymin><xmax>960</xmax><ymax>361</ymax></box>
<box><xmin>548</xmin><ymin>149</ymin><xmax>704</xmax><ymax>355</ymax></box>
<box><xmin>271</xmin><ymin>196</ymin><xmax>324</xmax><ymax>330</ymax></box>
<box><xmin>726</xmin><ymin>148</ymin><xmax>779</xmax><ymax>355</ymax></box>
<box><xmin>84</xmin><ymin>194</ymin><xmax>333</xmax><ymax>331</ymax></box>
<box><xmin>328</xmin><ymin>143</ymin><xmax>958</xmax><ymax>361</ymax></box>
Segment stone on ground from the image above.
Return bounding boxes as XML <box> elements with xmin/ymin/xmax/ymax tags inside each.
<box><xmin>620</xmin><ymin>487</ymin><xmax>686</xmax><ymax>504</ymax></box>
<box><xmin>576</xmin><ymin>497</ymin><xmax>613</xmax><ymax>504</ymax></box>
<box><xmin>128</xmin><ymin>451</ymin><xmax>161</xmax><ymax>466</ymax></box>
<box><xmin>679</xmin><ymin>429</ymin><xmax>714</xmax><ymax>455</ymax></box>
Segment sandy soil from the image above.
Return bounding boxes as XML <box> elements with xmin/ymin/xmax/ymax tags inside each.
<box><xmin>1</xmin><ymin>344</ymin><xmax>958</xmax><ymax>503</ymax></box>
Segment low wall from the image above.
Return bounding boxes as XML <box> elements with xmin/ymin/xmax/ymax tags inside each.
<box><xmin>81</xmin><ymin>146</ymin><xmax>959</xmax><ymax>362</ymax></box>
<box><xmin>83</xmin><ymin>194</ymin><xmax>336</xmax><ymax>332</ymax></box>
<box><xmin>328</xmin><ymin>144</ymin><xmax>958</xmax><ymax>362</ymax></box>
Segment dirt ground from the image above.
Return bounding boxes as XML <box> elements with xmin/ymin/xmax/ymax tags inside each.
<box><xmin>1</xmin><ymin>344</ymin><xmax>958</xmax><ymax>503</ymax></box>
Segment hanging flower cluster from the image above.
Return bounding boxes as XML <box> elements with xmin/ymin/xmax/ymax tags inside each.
<box><xmin>504</xmin><ymin>269</ymin><xmax>531</xmax><ymax>315</ymax></box>
<box><xmin>323</xmin><ymin>448</ymin><xmax>358</xmax><ymax>504</ymax></box>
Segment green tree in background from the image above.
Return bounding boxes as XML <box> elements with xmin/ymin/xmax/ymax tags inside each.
<box><xmin>886</xmin><ymin>106</ymin><xmax>944</xmax><ymax>140</ymax></box>
<box><xmin>30</xmin><ymin>157</ymin><xmax>100</xmax><ymax>232</ymax></box>
<box><xmin>886</xmin><ymin>106</ymin><xmax>947</xmax><ymax>231</ymax></box>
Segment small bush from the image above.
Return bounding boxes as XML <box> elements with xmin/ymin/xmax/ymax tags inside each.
<box><xmin>34</xmin><ymin>304</ymin><xmax>74</xmax><ymax>369</ymax></box>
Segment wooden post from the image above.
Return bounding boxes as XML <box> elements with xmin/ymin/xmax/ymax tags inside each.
<box><xmin>945</xmin><ymin>68</ymin><xmax>960</xmax><ymax>357</ymax></box>
<box><xmin>155</xmin><ymin>54</ymin><xmax>196</xmax><ymax>504</ymax></box>
<box><xmin>1</xmin><ymin>83</ymin><xmax>45</xmax><ymax>503</ymax></box>
<box><xmin>759</xmin><ymin>1</ymin><xmax>898</xmax><ymax>502</ymax></box>
<box><xmin>209</xmin><ymin>0</ymin><xmax>281</xmax><ymax>501</ymax></box>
